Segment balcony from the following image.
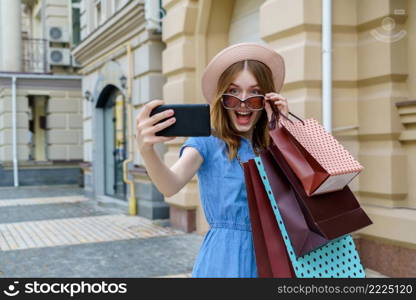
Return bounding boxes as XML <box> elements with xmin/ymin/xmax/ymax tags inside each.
<box><xmin>22</xmin><ymin>37</ymin><xmax>48</xmax><ymax>73</ymax></box>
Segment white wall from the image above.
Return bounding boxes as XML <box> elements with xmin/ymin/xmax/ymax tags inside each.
<box><xmin>0</xmin><ymin>3</ymin><xmax>2</xmax><ymax>70</ymax></box>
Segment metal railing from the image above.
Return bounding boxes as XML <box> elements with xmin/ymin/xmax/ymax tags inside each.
<box><xmin>21</xmin><ymin>37</ymin><xmax>48</xmax><ymax>73</ymax></box>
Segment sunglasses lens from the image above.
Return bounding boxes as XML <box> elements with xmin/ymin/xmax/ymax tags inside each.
<box><xmin>246</xmin><ymin>96</ymin><xmax>264</xmax><ymax>110</ymax></box>
<box><xmin>222</xmin><ymin>95</ymin><xmax>240</xmax><ymax>109</ymax></box>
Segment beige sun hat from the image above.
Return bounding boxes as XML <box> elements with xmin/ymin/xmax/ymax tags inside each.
<box><xmin>201</xmin><ymin>42</ymin><xmax>285</xmax><ymax>104</ymax></box>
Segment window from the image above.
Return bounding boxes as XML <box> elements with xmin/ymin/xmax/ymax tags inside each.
<box><xmin>114</xmin><ymin>0</ymin><xmax>119</xmax><ymax>11</ymax></box>
<box><xmin>71</xmin><ymin>0</ymin><xmax>81</xmax><ymax>46</ymax></box>
<box><xmin>95</xmin><ymin>0</ymin><xmax>103</xmax><ymax>27</ymax></box>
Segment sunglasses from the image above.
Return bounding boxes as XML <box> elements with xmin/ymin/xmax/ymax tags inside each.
<box><xmin>221</xmin><ymin>94</ymin><xmax>265</xmax><ymax>111</ymax></box>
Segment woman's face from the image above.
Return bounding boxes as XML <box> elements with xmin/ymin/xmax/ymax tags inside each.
<box><xmin>224</xmin><ymin>69</ymin><xmax>263</xmax><ymax>138</ymax></box>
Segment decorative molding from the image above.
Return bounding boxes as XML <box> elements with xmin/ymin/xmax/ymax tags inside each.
<box><xmin>396</xmin><ymin>100</ymin><xmax>416</xmax><ymax>107</ymax></box>
<box><xmin>396</xmin><ymin>100</ymin><xmax>416</xmax><ymax>142</ymax></box>
<box><xmin>130</xmin><ymin>165</ymin><xmax>148</xmax><ymax>177</ymax></box>
<box><xmin>1</xmin><ymin>160</ymin><xmax>83</xmax><ymax>169</ymax></box>
<box><xmin>72</xmin><ymin>0</ymin><xmax>145</xmax><ymax>68</ymax></box>
<box><xmin>79</xmin><ymin>161</ymin><xmax>92</xmax><ymax>169</ymax></box>
<box><xmin>0</xmin><ymin>78</ymin><xmax>81</xmax><ymax>90</ymax></box>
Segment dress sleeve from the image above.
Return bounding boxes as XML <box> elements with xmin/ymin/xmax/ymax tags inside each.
<box><xmin>179</xmin><ymin>136</ymin><xmax>208</xmax><ymax>162</ymax></box>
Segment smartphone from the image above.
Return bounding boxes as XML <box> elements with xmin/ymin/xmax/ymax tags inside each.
<box><xmin>149</xmin><ymin>104</ymin><xmax>211</xmax><ymax>137</ymax></box>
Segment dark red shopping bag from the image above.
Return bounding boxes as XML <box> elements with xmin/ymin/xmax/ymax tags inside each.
<box><xmin>259</xmin><ymin>150</ymin><xmax>330</xmax><ymax>257</ymax></box>
<box><xmin>243</xmin><ymin>159</ymin><xmax>294</xmax><ymax>278</ymax></box>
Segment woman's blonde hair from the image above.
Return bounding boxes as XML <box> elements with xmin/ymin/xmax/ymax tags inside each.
<box><xmin>210</xmin><ymin>59</ymin><xmax>276</xmax><ymax>161</ymax></box>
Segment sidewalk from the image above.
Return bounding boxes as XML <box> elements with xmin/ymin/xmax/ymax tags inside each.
<box><xmin>0</xmin><ymin>185</ymin><xmax>386</xmax><ymax>278</ymax></box>
<box><xmin>0</xmin><ymin>186</ymin><xmax>202</xmax><ymax>278</ymax></box>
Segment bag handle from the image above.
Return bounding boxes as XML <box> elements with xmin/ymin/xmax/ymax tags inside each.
<box><xmin>267</xmin><ymin>102</ymin><xmax>305</xmax><ymax>130</ymax></box>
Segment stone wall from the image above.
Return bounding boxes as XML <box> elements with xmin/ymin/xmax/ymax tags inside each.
<box><xmin>0</xmin><ymin>88</ymin><xmax>30</xmax><ymax>161</ymax></box>
<box><xmin>46</xmin><ymin>90</ymin><xmax>83</xmax><ymax>160</ymax></box>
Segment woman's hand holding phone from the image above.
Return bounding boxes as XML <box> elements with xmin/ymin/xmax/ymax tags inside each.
<box><xmin>135</xmin><ymin>99</ymin><xmax>177</xmax><ymax>154</ymax></box>
<box><xmin>135</xmin><ymin>99</ymin><xmax>194</xmax><ymax>198</ymax></box>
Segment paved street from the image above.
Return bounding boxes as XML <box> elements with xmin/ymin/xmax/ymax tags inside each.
<box><xmin>0</xmin><ymin>185</ymin><xmax>386</xmax><ymax>278</ymax></box>
<box><xmin>0</xmin><ymin>186</ymin><xmax>202</xmax><ymax>278</ymax></box>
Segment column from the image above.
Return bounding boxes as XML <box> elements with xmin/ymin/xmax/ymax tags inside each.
<box><xmin>0</xmin><ymin>0</ymin><xmax>22</xmax><ymax>72</ymax></box>
<box><xmin>161</xmin><ymin>0</ymin><xmax>201</xmax><ymax>233</ymax></box>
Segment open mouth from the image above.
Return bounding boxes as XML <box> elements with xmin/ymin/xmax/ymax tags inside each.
<box><xmin>234</xmin><ymin>110</ymin><xmax>253</xmax><ymax>126</ymax></box>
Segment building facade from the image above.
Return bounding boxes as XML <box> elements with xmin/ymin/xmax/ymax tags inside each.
<box><xmin>72</xmin><ymin>0</ymin><xmax>169</xmax><ymax>219</ymax></box>
<box><xmin>161</xmin><ymin>0</ymin><xmax>416</xmax><ymax>277</ymax></box>
<box><xmin>20</xmin><ymin>0</ymin><xmax>414</xmax><ymax>277</ymax></box>
<box><xmin>0</xmin><ymin>0</ymin><xmax>83</xmax><ymax>186</ymax></box>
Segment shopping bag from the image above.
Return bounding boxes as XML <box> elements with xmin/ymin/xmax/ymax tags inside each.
<box><xmin>268</xmin><ymin>108</ymin><xmax>363</xmax><ymax>196</ymax></box>
<box><xmin>259</xmin><ymin>150</ymin><xmax>330</xmax><ymax>257</ymax></box>
<box><xmin>255</xmin><ymin>157</ymin><xmax>366</xmax><ymax>278</ymax></box>
<box><xmin>268</xmin><ymin>143</ymin><xmax>372</xmax><ymax>240</ymax></box>
<box><xmin>243</xmin><ymin>159</ymin><xmax>294</xmax><ymax>278</ymax></box>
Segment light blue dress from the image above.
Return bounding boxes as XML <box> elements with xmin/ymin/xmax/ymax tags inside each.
<box><xmin>179</xmin><ymin>134</ymin><xmax>258</xmax><ymax>278</ymax></box>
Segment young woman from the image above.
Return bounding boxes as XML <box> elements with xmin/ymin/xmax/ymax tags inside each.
<box><xmin>135</xmin><ymin>43</ymin><xmax>290</xmax><ymax>277</ymax></box>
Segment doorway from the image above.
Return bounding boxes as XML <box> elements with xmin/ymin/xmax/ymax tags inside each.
<box><xmin>28</xmin><ymin>95</ymin><xmax>47</xmax><ymax>161</ymax></box>
<box><xmin>103</xmin><ymin>90</ymin><xmax>127</xmax><ymax>200</ymax></box>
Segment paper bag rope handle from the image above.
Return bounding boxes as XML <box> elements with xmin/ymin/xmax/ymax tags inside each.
<box><xmin>267</xmin><ymin>102</ymin><xmax>305</xmax><ymax>130</ymax></box>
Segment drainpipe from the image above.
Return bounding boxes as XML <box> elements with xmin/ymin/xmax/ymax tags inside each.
<box><xmin>41</xmin><ymin>0</ymin><xmax>49</xmax><ymax>73</ymax></box>
<box><xmin>122</xmin><ymin>44</ymin><xmax>137</xmax><ymax>216</ymax></box>
<box><xmin>72</xmin><ymin>43</ymin><xmax>138</xmax><ymax>215</ymax></box>
<box><xmin>111</xmin><ymin>2</ymin><xmax>163</xmax><ymax>215</ymax></box>
<box><xmin>71</xmin><ymin>41</ymin><xmax>137</xmax><ymax>214</ymax></box>
<box><xmin>322</xmin><ymin>0</ymin><xmax>332</xmax><ymax>132</ymax></box>
<box><xmin>12</xmin><ymin>76</ymin><xmax>19</xmax><ymax>187</ymax></box>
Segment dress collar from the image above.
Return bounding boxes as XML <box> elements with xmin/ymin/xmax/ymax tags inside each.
<box><xmin>239</xmin><ymin>136</ymin><xmax>251</xmax><ymax>143</ymax></box>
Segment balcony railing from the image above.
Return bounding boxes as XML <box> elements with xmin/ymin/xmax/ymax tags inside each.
<box><xmin>22</xmin><ymin>38</ymin><xmax>48</xmax><ymax>73</ymax></box>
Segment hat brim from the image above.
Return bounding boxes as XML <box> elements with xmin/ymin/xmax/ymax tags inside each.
<box><xmin>201</xmin><ymin>42</ymin><xmax>285</xmax><ymax>104</ymax></box>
